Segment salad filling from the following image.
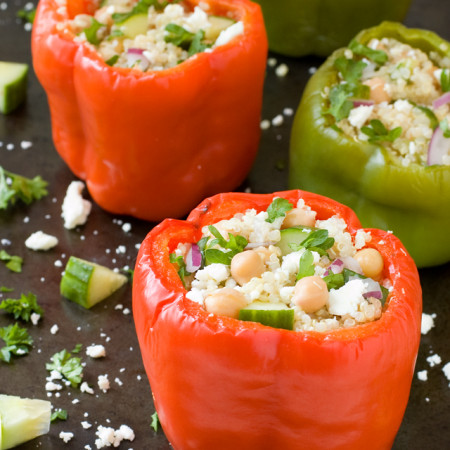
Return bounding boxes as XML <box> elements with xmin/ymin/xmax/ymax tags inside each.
<box><xmin>325</xmin><ymin>37</ymin><xmax>450</xmax><ymax>166</ymax></box>
<box><xmin>171</xmin><ymin>198</ymin><xmax>390</xmax><ymax>332</ymax></box>
<box><xmin>64</xmin><ymin>0</ymin><xmax>242</xmax><ymax>70</ymax></box>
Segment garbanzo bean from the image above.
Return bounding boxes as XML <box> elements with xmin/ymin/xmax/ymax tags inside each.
<box><xmin>281</xmin><ymin>208</ymin><xmax>316</xmax><ymax>229</ymax></box>
<box><xmin>292</xmin><ymin>276</ymin><xmax>329</xmax><ymax>313</ymax></box>
<box><xmin>230</xmin><ymin>250</ymin><xmax>265</xmax><ymax>285</ymax></box>
<box><xmin>354</xmin><ymin>248</ymin><xmax>384</xmax><ymax>280</ymax></box>
<box><xmin>363</xmin><ymin>77</ymin><xmax>391</xmax><ymax>103</ymax></box>
<box><xmin>204</xmin><ymin>288</ymin><xmax>247</xmax><ymax>319</ymax></box>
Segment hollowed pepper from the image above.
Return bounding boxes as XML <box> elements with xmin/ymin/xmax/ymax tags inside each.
<box><xmin>31</xmin><ymin>0</ymin><xmax>267</xmax><ymax>221</ymax></box>
<box><xmin>133</xmin><ymin>189</ymin><xmax>422</xmax><ymax>449</ymax></box>
<box><xmin>253</xmin><ymin>0</ymin><xmax>411</xmax><ymax>57</ymax></box>
<box><xmin>290</xmin><ymin>22</ymin><xmax>450</xmax><ymax>267</ymax></box>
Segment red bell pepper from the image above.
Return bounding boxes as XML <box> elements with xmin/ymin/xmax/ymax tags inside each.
<box><xmin>31</xmin><ymin>0</ymin><xmax>267</xmax><ymax>221</ymax></box>
<box><xmin>133</xmin><ymin>190</ymin><xmax>422</xmax><ymax>449</ymax></box>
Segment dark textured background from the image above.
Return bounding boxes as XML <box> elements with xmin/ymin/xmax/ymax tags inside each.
<box><xmin>0</xmin><ymin>0</ymin><xmax>449</xmax><ymax>448</ymax></box>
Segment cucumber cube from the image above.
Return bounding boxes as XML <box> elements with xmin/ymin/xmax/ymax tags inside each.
<box><xmin>0</xmin><ymin>62</ymin><xmax>28</xmax><ymax>115</ymax></box>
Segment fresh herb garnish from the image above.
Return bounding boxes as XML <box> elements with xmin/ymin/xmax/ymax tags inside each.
<box><xmin>113</xmin><ymin>0</ymin><xmax>170</xmax><ymax>23</ymax></box>
<box><xmin>107</xmin><ymin>29</ymin><xmax>124</xmax><ymax>40</ymax></box>
<box><xmin>165</xmin><ymin>24</ymin><xmax>210</xmax><ymax>56</ymax></box>
<box><xmin>0</xmin><ymin>293</ymin><xmax>43</xmax><ymax>322</ymax></box>
<box><xmin>290</xmin><ymin>229</ymin><xmax>335</xmax><ymax>257</ymax></box>
<box><xmin>71</xmin><ymin>343</ymin><xmax>83</xmax><ymax>354</ymax></box>
<box><xmin>440</xmin><ymin>69</ymin><xmax>450</xmax><ymax>93</ymax></box>
<box><xmin>17</xmin><ymin>7</ymin><xmax>36</xmax><ymax>24</ymax></box>
<box><xmin>0</xmin><ymin>323</ymin><xmax>33</xmax><ymax>363</ymax></box>
<box><xmin>323</xmin><ymin>272</ymin><xmax>345</xmax><ymax>290</ymax></box>
<box><xmin>0</xmin><ymin>250</ymin><xmax>23</xmax><ymax>273</ymax></box>
<box><xmin>348</xmin><ymin>39</ymin><xmax>388</xmax><ymax>65</ymax></box>
<box><xmin>83</xmin><ymin>18</ymin><xmax>104</xmax><ymax>45</ymax></box>
<box><xmin>0</xmin><ymin>286</ymin><xmax>14</xmax><ymax>293</ymax></box>
<box><xmin>296</xmin><ymin>250</ymin><xmax>315</xmax><ymax>280</ymax></box>
<box><xmin>440</xmin><ymin>118</ymin><xmax>450</xmax><ymax>138</ymax></box>
<box><xmin>334</xmin><ymin>57</ymin><xmax>367</xmax><ymax>84</ymax></box>
<box><xmin>51</xmin><ymin>409</ymin><xmax>68</xmax><ymax>422</ymax></box>
<box><xmin>415</xmin><ymin>105</ymin><xmax>439</xmax><ymax>130</ymax></box>
<box><xmin>325</xmin><ymin>83</ymin><xmax>369</xmax><ymax>122</ymax></box>
<box><xmin>46</xmin><ymin>349</ymin><xmax>83</xmax><ymax>388</ymax></box>
<box><xmin>105</xmin><ymin>55</ymin><xmax>119</xmax><ymax>66</ymax></box>
<box><xmin>169</xmin><ymin>253</ymin><xmax>191</xmax><ymax>287</ymax></box>
<box><xmin>151</xmin><ymin>411</ymin><xmax>160</xmax><ymax>432</ymax></box>
<box><xmin>0</xmin><ymin>166</ymin><xmax>48</xmax><ymax>209</ymax></box>
<box><xmin>361</xmin><ymin>119</ymin><xmax>402</xmax><ymax>143</ymax></box>
<box><xmin>266</xmin><ymin>198</ymin><xmax>293</xmax><ymax>223</ymax></box>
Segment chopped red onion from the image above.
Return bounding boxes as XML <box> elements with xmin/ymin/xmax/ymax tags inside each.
<box><xmin>353</xmin><ymin>100</ymin><xmax>375</xmax><ymax>108</ymax></box>
<box><xmin>428</xmin><ymin>126</ymin><xmax>450</xmax><ymax>166</ymax></box>
<box><xmin>125</xmin><ymin>48</ymin><xmax>149</xmax><ymax>71</ymax></box>
<box><xmin>432</xmin><ymin>92</ymin><xmax>450</xmax><ymax>110</ymax></box>
<box><xmin>362</xmin><ymin>278</ymin><xmax>383</xmax><ymax>300</ymax></box>
<box><xmin>324</xmin><ymin>258</ymin><xmax>344</xmax><ymax>276</ymax></box>
<box><xmin>186</xmin><ymin>244</ymin><xmax>202</xmax><ymax>273</ymax></box>
<box><xmin>340</xmin><ymin>256</ymin><xmax>363</xmax><ymax>274</ymax></box>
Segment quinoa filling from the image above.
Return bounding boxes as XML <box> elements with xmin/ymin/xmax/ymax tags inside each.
<box><xmin>325</xmin><ymin>37</ymin><xmax>450</xmax><ymax>166</ymax></box>
<box><xmin>64</xmin><ymin>0</ymin><xmax>242</xmax><ymax>71</ymax></box>
<box><xmin>171</xmin><ymin>198</ymin><xmax>390</xmax><ymax>332</ymax></box>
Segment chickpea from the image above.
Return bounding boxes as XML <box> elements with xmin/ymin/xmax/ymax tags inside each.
<box><xmin>282</xmin><ymin>208</ymin><xmax>316</xmax><ymax>229</ymax></box>
<box><xmin>363</xmin><ymin>77</ymin><xmax>391</xmax><ymax>104</ymax></box>
<box><xmin>230</xmin><ymin>250</ymin><xmax>265</xmax><ymax>286</ymax></box>
<box><xmin>292</xmin><ymin>276</ymin><xmax>328</xmax><ymax>314</ymax></box>
<box><xmin>354</xmin><ymin>248</ymin><xmax>384</xmax><ymax>280</ymax></box>
<box><xmin>204</xmin><ymin>288</ymin><xmax>247</xmax><ymax>319</ymax></box>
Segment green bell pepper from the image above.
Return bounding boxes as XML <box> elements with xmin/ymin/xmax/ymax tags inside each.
<box><xmin>253</xmin><ymin>0</ymin><xmax>411</xmax><ymax>57</ymax></box>
<box><xmin>289</xmin><ymin>22</ymin><xmax>450</xmax><ymax>268</ymax></box>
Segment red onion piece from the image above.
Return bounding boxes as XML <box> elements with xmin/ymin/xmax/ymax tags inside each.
<box><xmin>353</xmin><ymin>100</ymin><xmax>375</xmax><ymax>108</ymax></box>
<box><xmin>432</xmin><ymin>92</ymin><xmax>450</xmax><ymax>110</ymax></box>
<box><xmin>428</xmin><ymin>125</ymin><xmax>450</xmax><ymax>166</ymax></box>
<box><xmin>340</xmin><ymin>256</ymin><xmax>363</xmax><ymax>274</ymax></box>
<box><xmin>324</xmin><ymin>258</ymin><xmax>344</xmax><ymax>276</ymax></box>
<box><xmin>186</xmin><ymin>244</ymin><xmax>202</xmax><ymax>273</ymax></box>
<box><xmin>125</xmin><ymin>48</ymin><xmax>149</xmax><ymax>71</ymax></box>
<box><xmin>362</xmin><ymin>278</ymin><xmax>383</xmax><ymax>300</ymax></box>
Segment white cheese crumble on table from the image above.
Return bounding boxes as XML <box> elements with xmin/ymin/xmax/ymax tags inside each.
<box><xmin>61</xmin><ymin>181</ymin><xmax>92</xmax><ymax>229</ymax></box>
<box><xmin>25</xmin><ymin>230</ymin><xmax>58</xmax><ymax>251</ymax></box>
<box><xmin>98</xmin><ymin>374</ymin><xmax>110</xmax><ymax>392</ymax></box>
<box><xmin>272</xmin><ymin>114</ymin><xmax>284</xmax><ymax>126</ymax></box>
<box><xmin>31</xmin><ymin>312</ymin><xmax>41</xmax><ymax>325</ymax></box>
<box><xmin>443</xmin><ymin>362</ymin><xmax>450</xmax><ymax>386</ymax></box>
<box><xmin>95</xmin><ymin>424</ymin><xmax>135</xmax><ymax>449</ymax></box>
<box><xmin>417</xmin><ymin>370</ymin><xmax>428</xmax><ymax>381</ymax></box>
<box><xmin>59</xmin><ymin>431</ymin><xmax>74</xmax><ymax>443</ymax></box>
<box><xmin>421</xmin><ymin>313</ymin><xmax>436</xmax><ymax>334</ymax></box>
<box><xmin>427</xmin><ymin>354</ymin><xmax>442</xmax><ymax>367</ymax></box>
<box><xmin>86</xmin><ymin>344</ymin><xmax>106</xmax><ymax>359</ymax></box>
<box><xmin>50</xmin><ymin>324</ymin><xmax>59</xmax><ymax>335</ymax></box>
<box><xmin>275</xmin><ymin>63</ymin><xmax>289</xmax><ymax>77</ymax></box>
<box><xmin>80</xmin><ymin>382</ymin><xmax>94</xmax><ymax>394</ymax></box>
<box><xmin>81</xmin><ymin>421</ymin><xmax>92</xmax><ymax>429</ymax></box>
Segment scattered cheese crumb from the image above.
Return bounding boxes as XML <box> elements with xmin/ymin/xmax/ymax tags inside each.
<box><xmin>20</xmin><ymin>140</ymin><xmax>32</xmax><ymax>149</ymax></box>
<box><xmin>81</xmin><ymin>421</ymin><xmax>92</xmax><ymax>429</ymax></box>
<box><xmin>25</xmin><ymin>231</ymin><xmax>59</xmax><ymax>251</ymax></box>
<box><xmin>260</xmin><ymin>119</ymin><xmax>270</xmax><ymax>130</ymax></box>
<box><xmin>427</xmin><ymin>354</ymin><xmax>442</xmax><ymax>368</ymax></box>
<box><xmin>417</xmin><ymin>370</ymin><xmax>428</xmax><ymax>381</ymax></box>
<box><xmin>31</xmin><ymin>313</ymin><xmax>41</xmax><ymax>325</ymax></box>
<box><xmin>95</xmin><ymin>424</ymin><xmax>135</xmax><ymax>449</ymax></box>
<box><xmin>421</xmin><ymin>313</ymin><xmax>436</xmax><ymax>335</ymax></box>
<box><xmin>50</xmin><ymin>324</ymin><xmax>59</xmax><ymax>335</ymax></box>
<box><xmin>98</xmin><ymin>374</ymin><xmax>110</xmax><ymax>392</ymax></box>
<box><xmin>86</xmin><ymin>344</ymin><xmax>106</xmax><ymax>359</ymax></box>
<box><xmin>80</xmin><ymin>382</ymin><xmax>95</xmax><ymax>394</ymax></box>
<box><xmin>61</xmin><ymin>181</ymin><xmax>92</xmax><ymax>229</ymax></box>
<box><xmin>122</xmin><ymin>223</ymin><xmax>132</xmax><ymax>233</ymax></box>
<box><xmin>271</xmin><ymin>115</ymin><xmax>284</xmax><ymax>127</ymax></box>
<box><xmin>59</xmin><ymin>431</ymin><xmax>74</xmax><ymax>443</ymax></box>
<box><xmin>442</xmin><ymin>362</ymin><xmax>450</xmax><ymax>386</ymax></box>
<box><xmin>267</xmin><ymin>57</ymin><xmax>277</xmax><ymax>67</ymax></box>
<box><xmin>283</xmin><ymin>107</ymin><xmax>294</xmax><ymax>116</ymax></box>
<box><xmin>275</xmin><ymin>63</ymin><xmax>289</xmax><ymax>77</ymax></box>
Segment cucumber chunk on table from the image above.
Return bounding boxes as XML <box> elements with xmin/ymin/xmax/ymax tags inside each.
<box><xmin>0</xmin><ymin>62</ymin><xmax>28</xmax><ymax>114</ymax></box>
<box><xmin>0</xmin><ymin>394</ymin><xmax>51</xmax><ymax>449</ymax></box>
<box><xmin>239</xmin><ymin>301</ymin><xmax>294</xmax><ymax>330</ymax></box>
<box><xmin>277</xmin><ymin>226</ymin><xmax>314</xmax><ymax>256</ymax></box>
<box><xmin>205</xmin><ymin>15</ymin><xmax>235</xmax><ymax>41</ymax></box>
<box><xmin>60</xmin><ymin>256</ymin><xmax>127</xmax><ymax>308</ymax></box>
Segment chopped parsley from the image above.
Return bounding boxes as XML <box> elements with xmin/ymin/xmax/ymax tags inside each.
<box><xmin>361</xmin><ymin>119</ymin><xmax>402</xmax><ymax>143</ymax></box>
<box><xmin>440</xmin><ymin>118</ymin><xmax>450</xmax><ymax>138</ymax></box>
<box><xmin>325</xmin><ymin>83</ymin><xmax>370</xmax><ymax>122</ymax></box>
<box><xmin>334</xmin><ymin>57</ymin><xmax>367</xmax><ymax>84</ymax></box>
<box><xmin>440</xmin><ymin>69</ymin><xmax>450</xmax><ymax>93</ymax></box>
<box><xmin>83</xmin><ymin>18</ymin><xmax>105</xmax><ymax>45</ymax></box>
<box><xmin>0</xmin><ymin>323</ymin><xmax>33</xmax><ymax>363</ymax></box>
<box><xmin>164</xmin><ymin>24</ymin><xmax>210</xmax><ymax>56</ymax></box>
<box><xmin>51</xmin><ymin>409</ymin><xmax>68</xmax><ymax>422</ymax></box>
<box><xmin>105</xmin><ymin>55</ymin><xmax>119</xmax><ymax>66</ymax></box>
<box><xmin>0</xmin><ymin>292</ymin><xmax>44</xmax><ymax>321</ymax></box>
<box><xmin>169</xmin><ymin>253</ymin><xmax>190</xmax><ymax>287</ymax></box>
<box><xmin>17</xmin><ymin>7</ymin><xmax>36</xmax><ymax>24</ymax></box>
<box><xmin>266</xmin><ymin>198</ymin><xmax>293</xmax><ymax>223</ymax></box>
<box><xmin>112</xmin><ymin>0</ymin><xmax>172</xmax><ymax>23</ymax></box>
<box><xmin>0</xmin><ymin>166</ymin><xmax>48</xmax><ymax>209</ymax></box>
<box><xmin>46</xmin><ymin>349</ymin><xmax>84</xmax><ymax>388</ymax></box>
<box><xmin>296</xmin><ymin>250</ymin><xmax>315</xmax><ymax>280</ymax></box>
<box><xmin>323</xmin><ymin>272</ymin><xmax>345</xmax><ymax>290</ymax></box>
<box><xmin>415</xmin><ymin>105</ymin><xmax>439</xmax><ymax>130</ymax></box>
<box><xmin>348</xmin><ymin>39</ymin><xmax>388</xmax><ymax>65</ymax></box>
<box><xmin>0</xmin><ymin>286</ymin><xmax>14</xmax><ymax>293</ymax></box>
<box><xmin>151</xmin><ymin>411</ymin><xmax>160</xmax><ymax>432</ymax></box>
<box><xmin>289</xmin><ymin>229</ymin><xmax>335</xmax><ymax>257</ymax></box>
<box><xmin>0</xmin><ymin>250</ymin><xmax>23</xmax><ymax>273</ymax></box>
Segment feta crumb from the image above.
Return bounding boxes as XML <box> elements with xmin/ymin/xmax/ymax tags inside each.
<box><xmin>81</xmin><ymin>421</ymin><xmax>92</xmax><ymax>429</ymax></box>
<box><xmin>59</xmin><ymin>431</ymin><xmax>74</xmax><ymax>443</ymax></box>
<box><xmin>426</xmin><ymin>354</ymin><xmax>442</xmax><ymax>368</ymax></box>
<box><xmin>116</xmin><ymin>245</ymin><xmax>126</xmax><ymax>254</ymax></box>
<box><xmin>98</xmin><ymin>374</ymin><xmax>110</xmax><ymax>392</ymax></box>
<box><xmin>421</xmin><ymin>313</ymin><xmax>436</xmax><ymax>335</ymax></box>
<box><xmin>122</xmin><ymin>223</ymin><xmax>132</xmax><ymax>233</ymax></box>
<box><xmin>54</xmin><ymin>259</ymin><xmax>63</xmax><ymax>267</ymax></box>
<box><xmin>45</xmin><ymin>381</ymin><xmax>63</xmax><ymax>391</ymax></box>
<box><xmin>25</xmin><ymin>231</ymin><xmax>59</xmax><ymax>251</ymax></box>
<box><xmin>275</xmin><ymin>63</ymin><xmax>289</xmax><ymax>77</ymax></box>
<box><xmin>443</xmin><ymin>362</ymin><xmax>450</xmax><ymax>386</ymax></box>
<box><xmin>283</xmin><ymin>107</ymin><xmax>294</xmax><ymax>116</ymax></box>
<box><xmin>214</xmin><ymin>21</ymin><xmax>243</xmax><ymax>47</ymax></box>
<box><xmin>81</xmin><ymin>382</ymin><xmax>95</xmax><ymax>394</ymax></box>
<box><xmin>61</xmin><ymin>181</ymin><xmax>92</xmax><ymax>229</ymax></box>
<box><xmin>94</xmin><ymin>424</ymin><xmax>135</xmax><ymax>449</ymax></box>
<box><xmin>271</xmin><ymin>114</ymin><xmax>284</xmax><ymax>127</ymax></box>
<box><xmin>260</xmin><ymin>119</ymin><xmax>270</xmax><ymax>130</ymax></box>
<box><xmin>20</xmin><ymin>140</ymin><xmax>32</xmax><ymax>149</ymax></box>
<box><xmin>86</xmin><ymin>344</ymin><xmax>106</xmax><ymax>359</ymax></box>
<box><xmin>267</xmin><ymin>57</ymin><xmax>277</xmax><ymax>67</ymax></box>
<box><xmin>114</xmin><ymin>377</ymin><xmax>123</xmax><ymax>386</ymax></box>
<box><xmin>328</xmin><ymin>279</ymin><xmax>366</xmax><ymax>316</ymax></box>
<box><xmin>50</xmin><ymin>324</ymin><xmax>59</xmax><ymax>335</ymax></box>
<box><xmin>417</xmin><ymin>370</ymin><xmax>428</xmax><ymax>381</ymax></box>
<box><xmin>72</xmin><ymin>398</ymin><xmax>80</xmax><ymax>404</ymax></box>
<box><xmin>348</xmin><ymin>105</ymin><xmax>374</xmax><ymax>129</ymax></box>
<box><xmin>31</xmin><ymin>313</ymin><xmax>41</xmax><ymax>325</ymax></box>
<box><xmin>122</xmin><ymin>308</ymin><xmax>131</xmax><ymax>315</ymax></box>
<box><xmin>308</xmin><ymin>66</ymin><xmax>317</xmax><ymax>74</ymax></box>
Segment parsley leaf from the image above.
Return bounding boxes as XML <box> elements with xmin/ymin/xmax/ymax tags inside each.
<box><xmin>0</xmin><ymin>292</ymin><xmax>44</xmax><ymax>321</ymax></box>
<box><xmin>361</xmin><ymin>119</ymin><xmax>402</xmax><ymax>143</ymax></box>
<box><xmin>83</xmin><ymin>18</ymin><xmax>104</xmax><ymax>45</ymax></box>
<box><xmin>17</xmin><ymin>7</ymin><xmax>36</xmax><ymax>23</ymax></box>
<box><xmin>46</xmin><ymin>349</ymin><xmax>83</xmax><ymax>388</ymax></box>
<box><xmin>151</xmin><ymin>411</ymin><xmax>160</xmax><ymax>432</ymax></box>
<box><xmin>169</xmin><ymin>253</ymin><xmax>191</xmax><ymax>287</ymax></box>
<box><xmin>266</xmin><ymin>198</ymin><xmax>293</xmax><ymax>223</ymax></box>
<box><xmin>323</xmin><ymin>272</ymin><xmax>345</xmax><ymax>290</ymax></box>
<box><xmin>0</xmin><ymin>250</ymin><xmax>23</xmax><ymax>273</ymax></box>
<box><xmin>296</xmin><ymin>250</ymin><xmax>315</xmax><ymax>280</ymax></box>
<box><xmin>71</xmin><ymin>343</ymin><xmax>83</xmax><ymax>354</ymax></box>
<box><xmin>440</xmin><ymin>118</ymin><xmax>450</xmax><ymax>138</ymax></box>
<box><xmin>348</xmin><ymin>39</ymin><xmax>388</xmax><ymax>65</ymax></box>
<box><xmin>0</xmin><ymin>286</ymin><xmax>14</xmax><ymax>293</ymax></box>
<box><xmin>202</xmin><ymin>226</ymin><xmax>248</xmax><ymax>266</ymax></box>
<box><xmin>51</xmin><ymin>409</ymin><xmax>68</xmax><ymax>422</ymax></box>
<box><xmin>113</xmin><ymin>0</ymin><xmax>170</xmax><ymax>23</ymax></box>
<box><xmin>188</xmin><ymin>30</ymin><xmax>209</xmax><ymax>56</ymax></box>
<box><xmin>414</xmin><ymin>104</ymin><xmax>439</xmax><ymax>130</ymax></box>
<box><xmin>0</xmin><ymin>166</ymin><xmax>48</xmax><ymax>209</ymax></box>
<box><xmin>105</xmin><ymin>55</ymin><xmax>119</xmax><ymax>66</ymax></box>
<box><xmin>289</xmin><ymin>229</ymin><xmax>335</xmax><ymax>256</ymax></box>
<box><xmin>441</xmin><ymin>69</ymin><xmax>450</xmax><ymax>93</ymax></box>
<box><xmin>0</xmin><ymin>323</ymin><xmax>33</xmax><ymax>363</ymax></box>
<box><xmin>334</xmin><ymin>57</ymin><xmax>367</xmax><ymax>84</ymax></box>
<box><xmin>165</xmin><ymin>24</ymin><xmax>210</xmax><ymax>56</ymax></box>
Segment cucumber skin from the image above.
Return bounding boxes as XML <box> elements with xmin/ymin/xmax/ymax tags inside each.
<box><xmin>239</xmin><ymin>308</ymin><xmax>295</xmax><ymax>330</ymax></box>
<box><xmin>60</xmin><ymin>257</ymin><xmax>93</xmax><ymax>308</ymax></box>
<box><xmin>277</xmin><ymin>227</ymin><xmax>313</xmax><ymax>256</ymax></box>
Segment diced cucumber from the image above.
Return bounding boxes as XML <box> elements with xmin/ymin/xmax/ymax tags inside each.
<box><xmin>277</xmin><ymin>226</ymin><xmax>314</xmax><ymax>256</ymax></box>
<box><xmin>239</xmin><ymin>301</ymin><xmax>294</xmax><ymax>330</ymax></box>
<box><xmin>0</xmin><ymin>62</ymin><xmax>28</xmax><ymax>115</ymax></box>
<box><xmin>116</xmin><ymin>13</ymin><xmax>148</xmax><ymax>39</ymax></box>
<box><xmin>60</xmin><ymin>256</ymin><xmax>127</xmax><ymax>308</ymax></box>
<box><xmin>0</xmin><ymin>394</ymin><xmax>51</xmax><ymax>449</ymax></box>
<box><xmin>205</xmin><ymin>15</ymin><xmax>235</xmax><ymax>41</ymax></box>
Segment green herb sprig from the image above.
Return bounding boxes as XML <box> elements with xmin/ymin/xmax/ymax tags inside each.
<box><xmin>361</xmin><ymin>119</ymin><xmax>402</xmax><ymax>143</ymax></box>
<box><xmin>46</xmin><ymin>349</ymin><xmax>84</xmax><ymax>388</ymax></box>
<box><xmin>348</xmin><ymin>39</ymin><xmax>388</xmax><ymax>65</ymax></box>
<box><xmin>266</xmin><ymin>198</ymin><xmax>293</xmax><ymax>223</ymax></box>
<box><xmin>0</xmin><ymin>323</ymin><xmax>33</xmax><ymax>363</ymax></box>
<box><xmin>0</xmin><ymin>250</ymin><xmax>23</xmax><ymax>273</ymax></box>
<box><xmin>0</xmin><ymin>293</ymin><xmax>43</xmax><ymax>321</ymax></box>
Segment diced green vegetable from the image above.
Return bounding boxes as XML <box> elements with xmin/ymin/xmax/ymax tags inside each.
<box><xmin>0</xmin><ymin>394</ymin><xmax>50</xmax><ymax>449</ymax></box>
<box><xmin>205</xmin><ymin>15</ymin><xmax>235</xmax><ymax>41</ymax></box>
<box><xmin>0</xmin><ymin>62</ymin><xmax>28</xmax><ymax>114</ymax></box>
<box><xmin>276</xmin><ymin>227</ymin><xmax>313</xmax><ymax>256</ymax></box>
<box><xmin>239</xmin><ymin>301</ymin><xmax>294</xmax><ymax>330</ymax></box>
<box><xmin>114</xmin><ymin>13</ymin><xmax>148</xmax><ymax>39</ymax></box>
<box><xmin>60</xmin><ymin>256</ymin><xmax>128</xmax><ymax>308</ymax></box>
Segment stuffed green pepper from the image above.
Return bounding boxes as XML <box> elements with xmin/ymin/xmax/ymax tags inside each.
<box><xmin>290</xmin><ymin>22</ymin><xmax>450</xmax><ymax>267</ymax></box>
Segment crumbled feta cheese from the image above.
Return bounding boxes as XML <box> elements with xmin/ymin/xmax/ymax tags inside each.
<box><xmin>95</xmin><ymin>424</ymin><xmax>135</xmax><ymax>449</ymax></box>
<box><xmin>348</xmin><ymin>105</ymin><xmax>374</xmax><ymax>129</ymax></box>
<box><xmin>417</xmin><ymin>370</ymin><xmax>428</xmax><ymax>381</ymax></box>
<box><xmin>31</xmin><ymin>313</ymin><xmax>41</xmax><ymax>325</ymax></box>
<box><xmin>421</xmin><ymin>313</ymin><xmax>436</xmax><ymax>335</ymax></box>
<box><xmin>260</xmin><ymin>119</ymin><xmax>270</xmax><ymax>130</ymax></box>
<box><xmin>50</xmin><ymin>324</ymin><xmax>59</xmax><ymax>335</ymax></box>
<box><xmin>98</xmin><ymin>374</ymin><xmax>110</xmax><ymax>392</ymax></box>
<box><xmin>426</xmin><ymin>354</ymin><xmax>442</xmax><ymax>368</ymax></box>
<box><xmin>275</xmin><ymin>63</ymin><xmax>289</xmax><ymax>77</ymax></box>
<box><xmin>271</xmin><ymin>114</ymin><xmax>284</xmax><ymax>126</ymax></box>
<box><xmin>443</xmin><ymin>362</ymin><xmax>450</xmax><ymax>386</ymax></box>
<box><xmin>25</xmin><ymin>231</ymin><xmax>58</xmax><ymax>251</ymax></box>
<box><xmin>59</xmin><ymin>431</ymin><xmax>74</xmax><ymax>443</ymax></box>
<box><xmin>122</xmin><ymin>222</ymin><xmax>132</xmax><ymax>233</ymax></box>
<box><xmin>45</xmin><ymin>381</ymin><xmax>63</xmax><ymax>391</ymax></box>
<box><xmin>86</xmin><ymin>344</ymin><xmax>106</xmax><ymax>359</ymax></box>
<box><xmin>61</xmin><ymin>181</ymin><xmax>92</xmax><ymax>229</ymax></box>
<box><xmin>283</xmin><ymin>107</ymin><xmax>294</xmax><ymax>116</ymax></box>
<box><xmin>328</xmin><ymin>279</ymin><xmax>367</xmax><ymax>316</ymax></box>
<box><xmin>20</xmin><ymin>140</ymin><xmax>32</xmax><ymax>149</ymax></box>
<box><xmin>80</xmin><ymin>382</ymin><xmax>95</xmax><ymax>394</ymax></box>
<box><xmin>82</xmin><ymin>421</ymin><xmax>92</xmax><ymax>429</ymax></box>
<box><xmin>114</xmin><ymin>377</ymin><xmax>123</xmax><ymax>386</ymax></box>
<box><xmin>214</xmin><ymin>21</ymin><xmax>244</xmax><ymax>47</ymax></box>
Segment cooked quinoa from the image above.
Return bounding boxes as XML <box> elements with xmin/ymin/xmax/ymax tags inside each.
<box><xmin>64</xmin><ymin>0</ymin><xmax>243</xmax><ymax>71</ymax></box>
<box><xmin>172</xmin><ymin>198</ymin><xmax>389</xmax><ymax>332</ymax></box>
<box><xmin>328</xmin><ymin>37</ymin><xmax>450</xmax><ymax>166</ymax></box>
